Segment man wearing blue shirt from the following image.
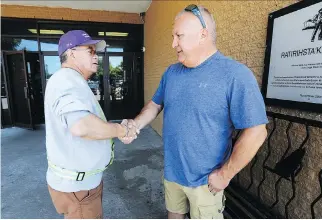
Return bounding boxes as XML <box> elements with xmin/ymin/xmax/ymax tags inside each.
<box><xmin>121</xmin><ymin>5</ymin><xmax>268</xmax><ymax>219</ymax></box>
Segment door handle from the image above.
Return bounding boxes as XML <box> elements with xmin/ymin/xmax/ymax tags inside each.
<box><xmin>24</xmin><ymin>87</ymin><xmax>29</xmax><ymax>99</ymax></box>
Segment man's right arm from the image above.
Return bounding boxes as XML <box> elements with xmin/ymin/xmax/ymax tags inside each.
<box><xmin>134</xmin><ymin>100</ymin><xmax>163</xmax><ymax>130</ymax></box>
<box><xmin>133</xmin><ymin>68</ymin><xmax>167</xmax><ymax>130</ymax></box>
<box><xmin>49</xmin><ymin>82</ymin><xmax>135</xmax><ymax>140</ymax></box>
<box><xmin>70</xmin><ymin>114</ymin><xmax>127</xmax><ymax>140</ymax></box>
<box><xmin>120</xmin><ymin>70</ymin><xmax>166</xmax><ymax>143</ymax></box>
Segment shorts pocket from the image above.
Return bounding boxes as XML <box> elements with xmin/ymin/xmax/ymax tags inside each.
<box><xmin>220</xmin><ymin>194</ymin><xmax>226</xmax><ymax>214</ymax></box>
<box><xmin>198</xmin><ymin>205</ymin><xmax>218</xmax><ymax>219</ymax></box>
<box><xmin>73</xmin><ymin>182</ymin><xmax>103</xmax><ymax>204</ymax></box>
<box><xmin>198</xmin><ymin>194</ymin><xmax>226</xmax><ymax>219</ymax></box>
<box><xmin>73</xmin><ymin>190</ymin><xmax>90</xmax><ymax>203</ymax></box>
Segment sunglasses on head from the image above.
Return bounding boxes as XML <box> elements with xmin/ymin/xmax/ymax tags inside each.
<box><xmin>184</xmin><ymin>4</ymin><xmax>206</xmax><ymax>28</ymax></box>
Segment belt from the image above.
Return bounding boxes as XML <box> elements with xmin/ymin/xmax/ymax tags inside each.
<box><xmin>48</xmin><ymin>140</ymin><xmax>114</xmax><ymax>181</ymax></box>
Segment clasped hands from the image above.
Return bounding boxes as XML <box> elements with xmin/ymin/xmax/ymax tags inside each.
<box><xmin>119</xmin><ymin>119</ymin><xmax>140</xmax><ymax>144</ymax></box>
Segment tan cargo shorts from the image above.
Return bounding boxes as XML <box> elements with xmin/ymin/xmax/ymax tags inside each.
<box><xmin>164</xmin><ymin>179</ymin><xmax>226</xmax><ymax>219</ymax></box>
<box><xmin>48</xmin><ymin>181</ymin><xmax>103</xmax><ymax>219</ymax></box>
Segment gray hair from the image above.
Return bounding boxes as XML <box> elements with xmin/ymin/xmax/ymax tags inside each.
<box><xmin>175</xmin><ymin>5</ymin><xmax>216</xmax><ymax>45</ymax></box>
<box><xmin>59</xmin><ymin>51</ymin><xmax>68</xmax><ymax>64</ymax></box>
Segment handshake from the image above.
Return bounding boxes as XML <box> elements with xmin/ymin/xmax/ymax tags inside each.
<box><xmin>118</xmin><ymin>119</ymin><xmax>140</xmax><ymax>144</ymax></box>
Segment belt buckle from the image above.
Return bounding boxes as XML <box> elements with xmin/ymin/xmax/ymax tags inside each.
<box><xmin>76</xmin><ymin>172</ymin><xmax>85</xmax><ymax>181</ymax></box>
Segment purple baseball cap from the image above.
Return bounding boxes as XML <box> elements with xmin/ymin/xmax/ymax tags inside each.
<box><xmin>58</xmin><ymin>30</ymin><xmax>106</xmax><ymax>56</ymax></box>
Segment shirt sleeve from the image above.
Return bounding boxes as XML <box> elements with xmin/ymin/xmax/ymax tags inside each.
<box><xmin>51</xmin><ymin>87</ymin><xmax>92</xmax><ymax>128</ymax></box>
<box><xmin>228</xmin><ymin>66</ymin><xmax>268</xmax><ymax>129</ymax></box>
<box><xmin>64</xmin><ymin>110</ymin><xmax>90</xmax><ymax>128</ymax></box>
<box><xmin>152</xmin><ymin>68</ymin><xmax>168</xmax><ymax>105</ymax></box>
<box><xmin>152</xmin><ymin>66</ymin><xmax>171</xmax><ymax>105</ymax></box>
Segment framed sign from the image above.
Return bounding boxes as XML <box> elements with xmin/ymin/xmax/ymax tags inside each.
<box><xmin>262</xmin><ymin>0</ymin><xmax>322</xmax><ymax>113</ymax></box>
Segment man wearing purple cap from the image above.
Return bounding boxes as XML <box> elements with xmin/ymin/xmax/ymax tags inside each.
<box><xmin>44</xmin><ymin>30</ymin><xmax>138</xmax><ymax>219</ymax></box>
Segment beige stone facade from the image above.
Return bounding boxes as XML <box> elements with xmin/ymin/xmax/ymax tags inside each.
<box><xmin>1</xmin><ymin>4</ymin><xmax>142</xmax><ymax>24</ymax></box>
<box><xmin>2</xmin><ymin>1</ymin><xmax>321</xmax><ymax>218</ymax></box>
<box><xmin>143</xmin><ymin>1</ymin><xmax>322</xmax><ymax>218</ymax></box>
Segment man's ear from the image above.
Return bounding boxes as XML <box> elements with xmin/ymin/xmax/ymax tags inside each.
<box><xmin>66</xmin><ymin>49</ymin><xmax>74</xmax><ymax>58</ymax></box>
<box><xmin>200</xmin><ymin>29</ymin><xmax>208</xmax><ymax>43</ymax></box>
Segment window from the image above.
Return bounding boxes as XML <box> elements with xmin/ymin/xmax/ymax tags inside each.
<box><xmin>38</xmin><ymin>23</ymin><xmax>76</xmax><ymax>37</ymax></box>
<box><xmin>40</xmin><ymin>39</ymin><xmax>59</xmax><ymax>51</ymax></box>
<box><xmin>39</xmin><ymin>23</ymin><xmax>105</xmax><ymax>38</ymax></box>
<box><xmin>106</xmin><ymin>47</ymin><xmax>124</xmax><ymax>52</ymax></box>
<box><xmin>44</xmin><ymin>56</ymin><xmax>60</xmax><ymax>81</ymax></box>
<box><xmin>77</xmin><ymin>24</ymin><xmax>106</xmax><ymax>38</ymax></box>
<box><xmin>1</xmin><ymin>38</ymin><xmax>38</xmax><ymax>51</ymax></box>
<box><xmin>1</xmin><ymin>19</ymin><xmax>37</xmax><ymax>36</ymax></box>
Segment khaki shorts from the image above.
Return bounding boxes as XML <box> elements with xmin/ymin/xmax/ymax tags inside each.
<box><xmin>164</xmin><ymin>179</ymin><xmax>226</xmax><ymax>219</ymax></box>
<box><xmin>48</xmin><ymin>181</ymin><xmax>103</xmax><ymax>219</ymax></box>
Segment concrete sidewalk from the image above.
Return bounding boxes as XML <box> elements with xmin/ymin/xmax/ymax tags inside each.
<box><xmin>1</xmin><ymin>125</ymin><xmax>166</xmax><ymax>219</ymax></box>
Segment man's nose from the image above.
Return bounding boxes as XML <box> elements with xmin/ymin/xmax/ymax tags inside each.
<box><xmin>172</xmin><ymin>38</ymin><xmax>178</xmax><ymax>49</ymax></box>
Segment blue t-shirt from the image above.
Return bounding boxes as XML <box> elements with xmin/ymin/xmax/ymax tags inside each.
<box><xmin>152</xmin><ymin>51</ymin><xmax>268</xmax><ymax>187</ymax></box>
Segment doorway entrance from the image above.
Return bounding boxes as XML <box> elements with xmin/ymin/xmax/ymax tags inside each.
<box><xmin>1</xmin><ymin>51</ymin><xmax>43</xmax><ymax>129</ymax></box>
<box><xmin>40</xmin><ymin>51</ymin><xmax>143</xmax><ymax>121</ymax></box>
<box><xmin>1</xmin><ymin>50</ymin><xmax>143</xmax><ymax>129</ymax></box>
<box><xmin>1</xmin><ymin>18</ymin><xmax>144</xmax><ymax>129</ymax></box>
<box><xmin>106</xmin><ymin>52</ymin><xmax>143</xmax><ymax>120</ymax></box>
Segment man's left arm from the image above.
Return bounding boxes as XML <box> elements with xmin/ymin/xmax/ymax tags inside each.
<box><xmin>208</xmin><ymin>65</ymin><xmax>268</xmax><ymax>193</ymax></box>
<box><xmin>208</xmin><ymin>124</ymin><xmax>267</xmax><ymax>193</ymax></box>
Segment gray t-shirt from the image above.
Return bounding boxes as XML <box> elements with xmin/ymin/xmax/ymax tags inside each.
<box><xmin>44</xmin><ymin>68</ymin><xmax>112</xmax><ymax>192</ymax></box>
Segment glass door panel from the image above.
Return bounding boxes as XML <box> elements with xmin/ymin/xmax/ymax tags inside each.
<box><xmin>88</xmin><ymin>55</ymin><xmax>105</xmax><ymax>110</ymax></box>
<box><xmin>43</xmin><ymin>55</ymin><xmax>60</xmax><ymax>83</ymax></box>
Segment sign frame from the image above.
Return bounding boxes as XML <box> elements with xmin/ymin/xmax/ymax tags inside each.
<box><xmin>262</xmin><ymin>0</ymin><xmax>322</xmax><ymax>113</ymax></box>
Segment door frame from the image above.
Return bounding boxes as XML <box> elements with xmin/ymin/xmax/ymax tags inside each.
<box><xmin>38</xmin><ymin>51</ymin><xmax>143</xmax><ymax>121</ymax></box>
<box><xmin>1</xmin><ymin>51</ymin><xmax>13</xmax><ymax>127</ymax></box>
<box><xmin>105</xmin><ymin>52</ymin><xmax>127</xmax><ymax>119</ymax></box>
<box><xmin>40</xmin><ymin>51</ymin><xmax>111</xmax><ymax>118</ymax></box>
<box><xmin>2</xmin><ymin>50</ymin><xmax>35</xmax><ymax>129</ymax></box>
<box><xmin>40</xmin><ymin>51</ymin><xmax>59</xmax><ymax>94</ymax></box>
<box><xmin>105</xmin><ymin>52</ymin><xmax>142</xmax><ymax>120</ymax></box>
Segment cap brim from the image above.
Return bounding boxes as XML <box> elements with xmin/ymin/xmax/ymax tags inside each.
<box><xmin>79</xmin><ymin>40</ymin><xmax>107</xmax><ymax>52</ymax></box>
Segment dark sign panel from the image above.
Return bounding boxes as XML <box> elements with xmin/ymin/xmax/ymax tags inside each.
<box><xmin>262</xmin><ymin>0</ymin><xmax>322</xmax><ymax>113</ymax></box>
